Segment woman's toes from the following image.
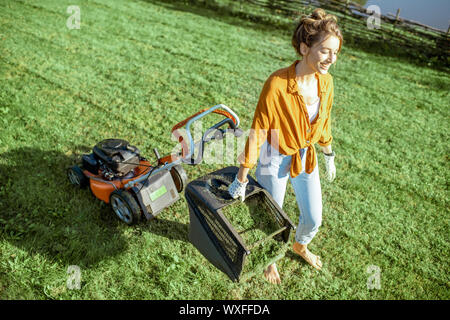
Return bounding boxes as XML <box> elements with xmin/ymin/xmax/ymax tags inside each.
<box><xmin>264</xmin><ymin>264</ymin><xmax>281</xmax><ymax>284</ymax></box>
<box><xmin>317</xmin><ymin>256</ymin><xmax>323</xmax><ymax>269</ymax></box>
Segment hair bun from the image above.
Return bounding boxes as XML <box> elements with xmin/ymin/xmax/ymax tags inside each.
<box><xmin>310</xmin><ymin>8</ymin><xmax>327</xmax><ymax>20</ymax></box>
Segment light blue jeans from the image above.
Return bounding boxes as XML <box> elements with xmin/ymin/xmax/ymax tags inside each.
<box><xmin>255</xmin><ymin>141</ymin><xmax>322</xmax><ymax>245</ymax></box>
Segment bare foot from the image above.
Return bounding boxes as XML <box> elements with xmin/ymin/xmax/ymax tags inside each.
<box><xmin>263</xmin><ymin>263</ymin><xmax>281</xmax><ymax>284</ymax></box>
<box><xmin>293</xmin><ymin>242</ymin><xmax>322</xmax><ymax>270</ymax></box>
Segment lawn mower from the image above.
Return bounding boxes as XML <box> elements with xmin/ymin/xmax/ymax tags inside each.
<box><xmin>67</xmin><ymin>104</ymin><xmax>242</xmax><ymax>225</ymax></box>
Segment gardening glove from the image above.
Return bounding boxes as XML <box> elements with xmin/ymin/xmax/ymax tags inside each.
<box><xmin>228</xmin><ymin>175</ymin><xmax>248</xmax><ymax>202</ymax></box>
<box><xmin>323</xmin><ymin>151</ymin><xmax>336</xmax><ymax>182</ymax></box>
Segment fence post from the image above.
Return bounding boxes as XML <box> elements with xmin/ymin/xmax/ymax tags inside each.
<box><xmin>392</xmin><ymin>8</ymin><xmax>400</xmax><ymax>31</ymax></box>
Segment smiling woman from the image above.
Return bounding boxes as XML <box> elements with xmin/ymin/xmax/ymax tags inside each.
<box><xmin>227</xmin><ymin>8</ymin><xmax>344</xmax><ymax>285</ymax></box>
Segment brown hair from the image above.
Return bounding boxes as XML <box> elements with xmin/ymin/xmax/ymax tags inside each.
<box><xmin>292</xmin><ymin>8</ymin><xmax>343</xmax><ymax>56</ymax></box>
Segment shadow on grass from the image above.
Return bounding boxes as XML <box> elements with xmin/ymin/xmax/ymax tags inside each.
<box><xmin>0</xmin><ymin>147</ymin><xmax>118</xmax><ymax>267</ymax></box>
<box><xmin>144</xmin><ymin>0</ymin><xmax>449</xmax><ymax>72</ymax></box>
<box><xmin>144</xmin><ymin>217</ymin><xmax>190</xmax><ymax>243</ymax></box>
<box><xmin>0</xmin><ymin>146</ymin><xmax>191</xmax><ymax>268</ymax></box>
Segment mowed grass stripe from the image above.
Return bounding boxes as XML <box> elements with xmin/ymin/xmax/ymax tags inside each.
<box><xmin>5</xmin><ymin>0</ymin><xmax>286</xmax><ymax>76</ymax></box>
<box><xmin>1</xmin><ymin>0</ymin><xmax>271</xmax><ymax>120</ymax></box>
<box><xmin>3</xmin><ymin>0</ymin><xmax>287</xmax><ymax>118</ymax></box>
<box><xmin>0</xmin><ymin>4</ymin><xmax>199</xmax><ymax>141</ymax></box>
<box><xmin>0</xmin><ymin>59</ymin><xmax>124</xmax><ymax>148</ymax></box>
<box><xmin>1</xmin><ymin>0</ymin><xmax>289</xmax><ymax>149</ymax></box>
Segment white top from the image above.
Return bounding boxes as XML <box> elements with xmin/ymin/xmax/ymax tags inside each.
<box><xmin>306</xmin><ymin>98</ymin><xmax>320</xmax><ymax>123</ymax></box>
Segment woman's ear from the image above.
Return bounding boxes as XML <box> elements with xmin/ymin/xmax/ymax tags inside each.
<box><xmin>299</xmin><ymin>42</ymin><xmax>309</xmax><ymax>57</ymax></box>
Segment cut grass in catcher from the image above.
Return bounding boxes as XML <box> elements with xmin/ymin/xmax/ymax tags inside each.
<box><xmin>221</xmin><ymin>196</ymin><xmax>290</xmax><ymax>280</ymax></box>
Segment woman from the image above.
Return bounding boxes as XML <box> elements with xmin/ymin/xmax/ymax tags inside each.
<box><xmin>228</xmin><ymin>8</ymin><xmax>343</xmax><ymax>284</ymax></box>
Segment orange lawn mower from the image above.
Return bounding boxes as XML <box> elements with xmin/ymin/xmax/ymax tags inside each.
<box><xmin>67</xmin><ymin>104</ymin><xmax>242</xmax><ymax>225</ymax></box>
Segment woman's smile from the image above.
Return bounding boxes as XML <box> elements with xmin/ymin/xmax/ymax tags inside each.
<box><xmin>319</xmin><ymin>62</ymin><xmax>330</xmax><ymax>72</ymax></box>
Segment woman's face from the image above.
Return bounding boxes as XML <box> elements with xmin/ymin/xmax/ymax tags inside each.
<box><xmin>301</xmin><ymin>34</ymin><xmax>340</xmax><ymax>74</ymax></box>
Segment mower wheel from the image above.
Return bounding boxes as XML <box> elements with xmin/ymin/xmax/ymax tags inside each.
<box><xmin>67</xmin><ymin>165</ymin><xmax>89</xmax><ymax>188</ymax></box>
<box><xmin>109</xmin><ymin>190</ymin><xmax>142</xmax><ymax>225</ymax></box>
<box><xmin>170</xmin><ymin>164</ymin><xmax>188</xmax><ymax>193</ymax></box>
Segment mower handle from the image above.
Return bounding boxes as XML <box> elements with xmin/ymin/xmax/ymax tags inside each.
<box><xmin>171</xmin><ymin>104</ymin><xmax>239</xmax><ymax>133</ymax></box>
<box><xmin>184</xmin><ymin>117</ymin><xmax>243</xmax><ymax>165</ymax></box>
<box><xmin>173</xmin><ymin>104</ymin><xmax>240</xmax><ymax>163</ymax></box>
<box><xmin>125</xmin><ymin>104</ymin><xmax>240</xmax><ymax>189</ymax></box>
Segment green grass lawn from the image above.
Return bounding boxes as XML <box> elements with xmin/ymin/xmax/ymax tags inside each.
<box><xmin>0</xmin><ymin>0</ymin><xmax>449</xmax><ymax>299</ymax></box>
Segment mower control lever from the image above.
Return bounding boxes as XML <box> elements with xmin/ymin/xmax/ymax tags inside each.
<box><xmin>153</xmin><ymin>148</ymin><xmax>161</xmax><ymax>161</ymax></box>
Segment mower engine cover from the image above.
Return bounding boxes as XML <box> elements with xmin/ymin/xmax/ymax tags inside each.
<box><xmin>93</xmin><ymin>139</ymin><xmax>141</xmax><ymax>176</ymax></box>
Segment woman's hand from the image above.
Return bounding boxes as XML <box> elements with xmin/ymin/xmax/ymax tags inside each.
<box><xmin>228</xmin><ymin>176</ymin><xmax>248</xmax><ymax>201</ymax></box>
<box><xmin>321</xmin><ymin>145</ymin><xmax>336</xmax><ymax>182</ymax></box>
<box><xmin>228</xmin><ymin>166</ymin><xmax>250</xmax><ymax>201</ymax></box>
<box><xmin>323</xmin><ymin>151</ymin><xmax>336</xmax><ymax>182</ymax></box>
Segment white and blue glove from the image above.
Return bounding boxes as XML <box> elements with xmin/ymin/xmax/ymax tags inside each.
<box><xmin>228</xmin><ymin>175</ymin><xmax>248</xmax><ymax>202</ymax></box>
<box><xmin>323</xmin><ymin>152</ymin><xmax>336</xmax><ymax>182</ymax></box>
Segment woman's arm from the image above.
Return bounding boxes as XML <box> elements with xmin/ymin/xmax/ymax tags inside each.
<box><xmin>237</xmin><ymin>165</ymin><xmax>250</xmax><ymax>183</ymax></box>
<box><xmin>237</xmin><ymin>78</ymin><xmax>275</xmax><ymax>184</ymax></box>
<box><xmin>321</xmin><ymin>144</ymin><xmax>333</xmax><ymax>155</ymax></box>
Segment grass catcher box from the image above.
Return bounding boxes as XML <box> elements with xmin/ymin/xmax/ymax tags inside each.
<box><xmin>186</xmin><ymin>166</ymin><xmax>296</xmax><ymax>282</ymax></box>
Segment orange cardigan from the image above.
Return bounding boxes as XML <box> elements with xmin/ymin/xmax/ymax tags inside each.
<box><xmin>239</xmin><ymin>60</ymin><xmax>334</xmax><ymax>178</ymax></box>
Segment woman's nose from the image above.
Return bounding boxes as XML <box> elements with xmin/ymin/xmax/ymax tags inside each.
<box><xmin>329</xmin><ymin>53</ymin><xmax>337</xmax><ymax>63</ymax></box>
